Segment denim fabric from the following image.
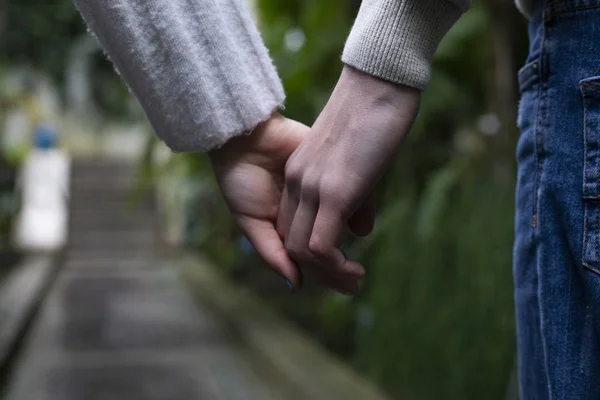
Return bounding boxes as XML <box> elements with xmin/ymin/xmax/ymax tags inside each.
<box><xmin>515</xmin><ymin>1</ymin><xmax>600</xmax><ymax>398</ymax></box>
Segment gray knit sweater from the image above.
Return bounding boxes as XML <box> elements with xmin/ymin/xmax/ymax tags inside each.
<box><xmin>75</xmin><ymin>0</ymin><xmax>533</xmax><ymax>152</ymax></box>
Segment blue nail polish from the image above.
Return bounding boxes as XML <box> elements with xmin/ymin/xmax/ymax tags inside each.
<box><xmin>285</xmin><ymin>279</ymin><xmax>294</xmax><ymax>293</ymax></box>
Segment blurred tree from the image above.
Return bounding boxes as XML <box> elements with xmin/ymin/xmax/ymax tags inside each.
<box><xmin>0</xmin><ymin>0</ymin><xmax>86</xmax><ymax>83</ymax></box>
<box><xmin>0</xmin><ymin>0</ymin><xmax>133</xmax><ymax>117</ymax></box>
<box><xmin>0</xmin><ymin>153</ymin><xmax>19</xmax><ymax>267</ymax></box>
<box><xmin>258</xmin><ymin>0</ymin><xmax>360</xmax><ymax>122</ymax></box>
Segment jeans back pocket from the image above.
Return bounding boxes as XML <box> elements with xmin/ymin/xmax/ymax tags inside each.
<box><xmin>581</xmin><ymin>76</ymin><xmax>600</xmax><ymax>272</ymax></box>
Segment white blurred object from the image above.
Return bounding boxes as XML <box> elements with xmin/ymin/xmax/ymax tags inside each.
<box><xmin>477</xmin><ymin>113</ymin><xmax>501</xmax><ymax>136</ymax></box>
<box><xmin>13</xmin><ymin>125</ymin><xmax>71</xmax><ymax>253</ymax></box>
<box><xmin>284</xmin><ymin>27</ymin><xmax>306</xmax><ymax>53</ymax></box>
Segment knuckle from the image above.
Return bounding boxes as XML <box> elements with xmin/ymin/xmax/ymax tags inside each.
<box><xmin>284</xmin><ymin>240</ymin><xmax>295</xmax><ymax>254</ymax></box>
<box><xmin>318</xmin><ymin>186</ymin><xmax>337</xmax><ymax>205</ymax></box>
<box><xmin>318</xmin><ymin>176</ymin><xmax>344</xmax><ymax>200</ymax></box>
<box><xmin>300</xmin><ymin>177</ymin><xmax>320</xmax><ymax>203</ymax></box>
<box><xmin>319</xmin><ymin>181</ymin><xmax>355</xmax><ymax>215</ymax></box>
<box><xmin>286</xmin><ymin>242</ymin><xmax>321</xmax><ymax>265</ymax></box>
<box><xmin>285</xmin><ymin>165</ymin><xmax>303</xmax><ymax>187</ymax></box>
<box><xmin>308</xmin><ymin>239</ymin><xmax>328</xmax><ymax>257</ymax></box>
<box><xmin>285</xmin><ymin>242</ymin><xmax>306</xmax><ymax>261</ymax></box>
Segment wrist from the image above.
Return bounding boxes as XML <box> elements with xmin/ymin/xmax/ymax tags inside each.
<box><xmin>209</xmin><ymin>113</ymin><xmax>283</xmax><ymax>160</ymax></box>
<box><xmin>332</xmin><ymin>65</ymin><xmax>421</xmax><ymax>127</ymax></box>
<box><xmin>338</xmin><ymin>66</ymin><xmax>420</xmax><ymax>107</ymax></box>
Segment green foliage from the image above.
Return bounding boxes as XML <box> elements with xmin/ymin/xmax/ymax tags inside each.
<box><xmin>255</xmin><ymin>1</ymin><xmax>520</xmax><ymax>398</ymax></box>
<box><xmin>0</xmin><ymin>0</ymin><xmax>87</xmax><ymax>82</ymax></box>
<box><xmin>354</xmin><ymin>156</ymin><xmax>516</xmax><ymax>399</ymax></box>
<box><xmin>0</xmin><ymin>155</ymin><xmax>18</xmax><ymax>251</ymax></box>
<box><xmin>0</xmin><ymin>0</ymin><xmax>134</xmax><ymax>117</ymax></box>
<box><xmin>258</xmin><ymin>0</ymin><xmax>361</xmax><ymax>123</ymax></box>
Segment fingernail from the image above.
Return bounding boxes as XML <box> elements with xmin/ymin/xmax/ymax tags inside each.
<box><xmin>285</xmin><ymin>279</ymin><xmax>294</xmax><ymax>293</ymax></box>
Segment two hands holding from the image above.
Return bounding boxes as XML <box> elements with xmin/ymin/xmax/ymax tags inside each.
<box><xmin>209</xmin><ymin>66</ymin><xmax>421</xmax><ymax>295</ymax></box>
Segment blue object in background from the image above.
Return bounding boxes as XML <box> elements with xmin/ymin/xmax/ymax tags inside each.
<box><xmin>33</xmin><ymin>124</ymin><xmax>58</xmax><ymax>150</ymax></box>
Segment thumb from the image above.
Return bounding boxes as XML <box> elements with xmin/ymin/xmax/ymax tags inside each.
<box><xmin>278</xmin><ymin>118</ymin><xmax>309</xmax><ymax>159</ymax></box>
<box><xmin>257</xmin><ymin>114</ymin><xmax>308</xmax><ymax>160</ymax></box>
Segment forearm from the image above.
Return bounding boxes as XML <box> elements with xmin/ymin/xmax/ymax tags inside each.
<box><xmin>75</xmin><ymin>0</ymin><xmax>284</xmax><ymax>152</ymax></box>
<box><xmin>342</xmin><ymin>0</ymin><xmax>470</xmax><ymax>90</ymax></box>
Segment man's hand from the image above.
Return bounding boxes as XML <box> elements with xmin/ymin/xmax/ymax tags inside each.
<box><xmin>209</xmin><ymin>114</ymin><xmax>308</xmax><ymax>289</ymax></box>
<box><xmin>278</xmin><ymin>66</ymin><xmax>421</xmax><ymax>295</ymax></box>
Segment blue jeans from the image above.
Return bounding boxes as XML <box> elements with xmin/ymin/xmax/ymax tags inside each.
<box><xmin>515</xmin><ymin>1</ymin><xmax>600</xmax><ymax>398</ymax></box>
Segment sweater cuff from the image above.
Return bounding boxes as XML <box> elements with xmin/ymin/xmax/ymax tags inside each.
<box><xmin>342</xmin><ymin>0</ymin><xmax>465</xmax><ymax>90</ymax></box>
<box><xmin>75</xmin><ymin>0</ymin><xmax>285</xmax><ymax>153</ymax></box>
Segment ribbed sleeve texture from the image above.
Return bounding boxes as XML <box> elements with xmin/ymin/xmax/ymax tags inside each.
<box><xmin>342</xmin><ymin>0</ymin><xmax>470</xmax><ymax>90</ymax></box>
<box><xmin>75</xmin><ymin>0</ymin><xmax>285</xmax><ymax>152</ymax></box>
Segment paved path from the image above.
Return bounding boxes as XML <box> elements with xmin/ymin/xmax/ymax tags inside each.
<box><xmin>3</xmin><ymin>160</ymin><xmax>282</xmax><ymax>400</ymax></box>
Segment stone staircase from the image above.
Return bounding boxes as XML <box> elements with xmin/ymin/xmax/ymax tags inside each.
<box><xmin>2</xmin><ymin>160</ymin><xmax>285</xmax><ymax>399</ymax></box>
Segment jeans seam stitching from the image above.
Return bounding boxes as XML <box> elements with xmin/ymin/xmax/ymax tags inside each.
<box><xmin>532</xmin><ymin>61</ymin><xmax>543</xmax><ymax>227</ymax></box>
<box><xmin>583</xmin><ymin>88</ymin><xmax>593</xmax><ymax>201</ymax></box>
<box><xmin>584</xmin><ymin>203</ymin><xmax>590</xmax><ymax>265</ymax></box>
<box><xmin>583</xmin><ymin>260</ymin><xmax>600</xmax><ymax>275</ymax></box>
<box><xmin>537</xmin><ymin>14</ymin><xmax>552</xmax><ymax>398</ymax></box>
<box><xmin>535</xmin><ymin>76</ymin><xmax>547</xmax><ymax>227</ymax></box>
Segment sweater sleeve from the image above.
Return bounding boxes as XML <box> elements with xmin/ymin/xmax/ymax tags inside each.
<box><xmin>75</xmin><ymin>0</ymin><xmax>285</xmax><ymax>152</ymax></box>
<box><xmin>342</xmin><ymin>0</ymin><xmax>470</xmax><ymax>90</ymax></box>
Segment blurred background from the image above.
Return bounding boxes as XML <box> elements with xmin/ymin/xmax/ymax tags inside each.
<box><xmin>0</xmin><ymin>0</ymin><xmax>529</xmax><ymax>399</ymax></box>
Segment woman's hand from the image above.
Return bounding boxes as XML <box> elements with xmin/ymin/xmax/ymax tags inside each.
<box><xmin>209</xmin><ymin>113</ymin><xmax>308</xmax><ymax>289</ymax></box>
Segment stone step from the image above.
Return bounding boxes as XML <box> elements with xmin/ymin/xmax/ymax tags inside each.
<box><xmin>71</xmin><ymin>187</ymin><xmax>145</xmax><ymax>197</ymax></box>
<box><xmin>7</xmin><ymin>349</ymin><xmax>280</xmax><ymax>400</ymax></box>
<box><xmin>69</xmin><ymin>224</ymin><xmax>156</xmax><ymax>234</ymax></box>
<box><xmin>67</xmin><ymin>243</ymin><xmax>156</xmax><ymax>253</ymax></box>
<box><xmin>70</xmin><ymin>197</ymin><xmax>154</xmax><ymax>210</ymax></box>
<box><xmin>69</xmin><ymin>229</ymin><xmax>156</xmax><ymax>238</ymax></box>
<box><xmin>67</xmin><ymin>244</ymin><xmax>157</xmax><ymax>254</ymax></box>
<box><xmin>3</xmin><ymin>268</ymin><xmax>283</xmax><ymax>400</ymax></box>
<box><xmin>69</xmin><ymin>209</ymin><xmax>153</xmax><ymax>217</ymax></box>
<box><xmin>63</xmin><ymin>258</ymin><xmax>158</xmax><ymax>271</ymax></box>
<box><xmin>69</xmin><ymin>207</ymin><xmax>155</xmax><ymax>216</ymax></box>
<box><xmin>69</xmin><ymin>228</ymin><xmax>156</xmax><ymax>236</ymax></box>
<box><xmin>69</xmin><ymin>212</ymin><xmax>156</xmax><ymax>230</ymax></box>
<box><xmin>70</xmin><ymin>209</ymin><xmax>154</xmax><ymax>218</ymax></box>
<box><xmin>69</xmin><ymin>181</ymin><xmax>138</xmax><ymax>193</ymax></box>
<box><xmin>65</xmin><ymin>250</ymin><xmax>157</xmax><ymax>265</ymax></box>
<box><xmin>69</xmin><ymin>231</ymin><xmax>155</xmax><ymax>244</ymax></box>
<box><xmin>71</xmin><ymin>161</ymin><xmax>136</xmax><ymax>176</ymax></box>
